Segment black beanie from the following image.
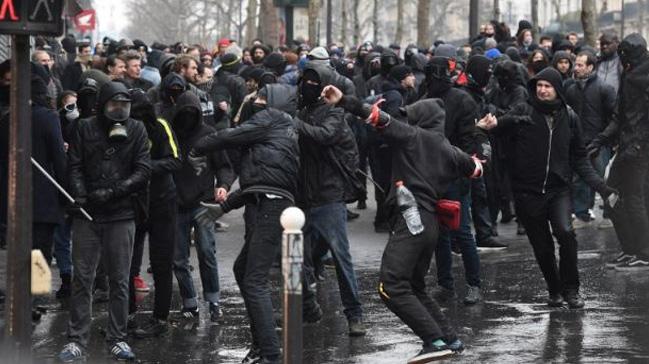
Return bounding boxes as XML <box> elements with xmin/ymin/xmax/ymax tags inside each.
<box><xmin>389</xmin><ymin>64</ymin><xmax>413</xmax><ymax>82</ymax></box>
<box><xmin>529</xmin><ymin>67</ymin><xmax>565</xmax><ymax>102</ymax></box>
<box><xmin>465</xmin><ymin>55</ymin><xmax>491</xmax><ymax>88</ymax></box>
<box><xmin>220</xmin><ymin>53</ymin><xmax>240</xmax><ymax>67</ymax></box>
<box><xmin>517</xmin><ymin>20</ymin><xmax>533</xmax><ymax>36</ymax></box>
<box><xmin>263</xmin><ymin>52</ymin><xmax>287</xmax><ymax>75</ymax></box>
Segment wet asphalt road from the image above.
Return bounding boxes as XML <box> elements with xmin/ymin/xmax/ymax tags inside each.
<box><xmin>2</xmin><ymin>194</ymin><xmax>649</xmax><ymax>363</ymax></box>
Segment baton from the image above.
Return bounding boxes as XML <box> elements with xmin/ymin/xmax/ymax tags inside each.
<box><xmin>31</xmin><ymin>158</ymin><xmax>93</xmax><ymax>221</ymax></box>
<box><xmin>356</xmin><ymin>169</ymin><xmax>386</xmax><ymax>194</ymax></box>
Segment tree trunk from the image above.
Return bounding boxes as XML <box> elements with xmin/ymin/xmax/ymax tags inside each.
<box><xmin>395</xmin><ymin>0</ymin><xmax>404</xmax><ymax>45</ymax></box>
<box><xmin>372</xmin><ymin>0</ymin><xmax>379</xmax><ymax>44</ymax></box>
<box><xmin>352</xmin><ymin>0</ymin><xmax>360</xmax><ymax>46</ymax></box>
<box><xmin>581</xmin><ymin>0</ymin><xmax>598</xmax><ymax>47</ymax></box>
<box><xmin>341</xmin><ymin>0</ymin><xmax>348</xmax><ymax>47</ymax></box>
<box><xmin>469</xmin><ymin>0</ymin><xmax>479</xmax><ymax>39</ymax></box>
<box><xmin>308</xmin><ymin>0</ymin><xmax>321</xmax><ymax>46</ymax></box>
<box><xmin>531</xmin><ymin>0</ymin><xmax>539</xmax><ymax>38</ymax></box>
<box><xmin>260</xmin><ymin>0</ymin><xmax>279</xmax><ymax>47</ymax></box>
<box><xmin>493</xmin><ymin>0</ymin><xmax>501</xmax><ymax>21</ymax></box>
<box><xmin>416</xmin><ymin>0</ymin><xmax>430</xmax><ymax>47</ymax></box>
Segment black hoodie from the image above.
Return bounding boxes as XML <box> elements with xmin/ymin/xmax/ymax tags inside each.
<box><xmin>170</xmin><ymin>91</ymin><xmax>234</xmax><ymax>211</ymax></box>
<box><xmin>68</xmin><ymin>81</ymin><xmax>152</xmax><ymax>222</ymax></box>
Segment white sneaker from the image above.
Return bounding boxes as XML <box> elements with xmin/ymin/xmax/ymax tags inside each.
<box><xmin>572</xmin><ymin>218</ymin><xmax>592</xmax><ymax>229</ymax></box>
<box><xmin>597</xmin><ymin>219</ymin><xmax>614</xmax><ymax>229</ymax></box>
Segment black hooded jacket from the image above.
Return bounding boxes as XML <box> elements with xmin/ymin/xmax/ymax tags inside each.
<box><xmin>495</xmin><ymin>68</ymin><xmax>606</xmax><ymax>195</ymax></box>
<box><xmin>170</xmin><ymin>91</ymin><xmax>235</xmax><ymax>210</ymax></box>
<box><xmin>295</xmin><ymin>64</ymin><xmax>361</xmax><ymax>207</ymax></box>
<box><xmin>353</xmin><ymin>52</ymin><xmax>380</xmax><ymax>99</ymax></box>
<box><xmin>595</xmin><ymin>51</ymin><xmax>649</xmax><ymax>158</ymax></box>
<box><xmin>427</xmin><ymin>84</ymin><xmax>479</xmax><ymax>154</ymax></box>
<box><xmin>338</xmin><ymin>96</ymin><xmax>479</xmax><ymax>213</ymax></box>
<box><xmin>68</xmin><ymin>82</ymin><xmax>152</xmax><ymax>222</ymax></box>
<box><xmin>193</xmin><ymin>84</ymin><xmax>299</xmax><ymax>200</ymax></box>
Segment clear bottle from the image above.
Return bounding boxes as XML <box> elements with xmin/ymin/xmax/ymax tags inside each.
<box><xmin>395</xmin><ymin>181</ymin><xmax>424</xmax><ymax>235</ymax></box>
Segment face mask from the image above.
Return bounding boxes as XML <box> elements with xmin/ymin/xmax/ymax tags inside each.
<box><xmin>496</xmin><ymin>76</ymin><xmax>511</xmax><ymax>89</ymax></box>
<box><xmin>104</xmin><ymin>100</ymin><xmax>131</xmax><ymax>122</ymax></box>
<box><xmin>172</xmin><ymin>109</ymin><xmax>200</xmax><ymax>133</ymax></box>
<box><xmin>531</xmin><ymin>60</ymin><xmax>548</xmax><ymax>74</ymax></box>
<box><xmin>251</xmin><ymin>103</ymin><xmax>266</xmax><ymax>115</ymax></box>
<box><xmin>300</xmin><ymin>82</ymin><xmax>322</xmax><ymax>106</ymax></box>
<box><xmin>64</xmin><ymin>103</ymin><xmax>80</xmax><ymax>121</ymax></box>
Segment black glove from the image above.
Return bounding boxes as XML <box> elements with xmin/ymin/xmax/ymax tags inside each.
<box><xmin>195</xmin><ymin>202</ymin><xmax>225</xmax><ymax>227</ymax></box>
<box><xmin>598</xmin><ymin>185</ymin><xmax>619</xmax><ymax>199</ymax></box>
<box><xmin>187</xmin><ymin>149</ymin><xmax>208</xmax><ymax>176</ymax></box>
<box><xmin>88</xmin><ymin>188</ymin><xmax>114</xmax><ymax>205</ymax></box>
<box><xmin>586</xmin><ymin>139</ymin><xmax>602</xmax><ymax>160</ymax></box>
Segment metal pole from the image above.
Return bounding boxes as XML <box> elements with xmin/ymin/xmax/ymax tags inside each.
<box><xmin>469</xmin><ymin>0</ymin><xmax>479</xmax><ymax>39</ymax></box>
<box><xmin>281</xmin><ymin>207</ymin><xmax>305</xmax><ymax>364</ymax></box>
<box><xmin>326</xmin><ymin>0</ymin><xmax>332</xmax><ymax>46</ymax></box>
<box><xmin>4</xmin><ymin>34</ymin><xmax>33</xmax><ymax>362</ymax></box>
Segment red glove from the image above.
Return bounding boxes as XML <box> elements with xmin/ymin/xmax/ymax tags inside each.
<box><xmin>367</xmin><ymin>99</ymin><xmax>385</xmax><ymax>127</ymax></box>
<box><xmin>470</xmin><ymin>154</ymin><xmax>485</xmax><ymax>178</ymax></box>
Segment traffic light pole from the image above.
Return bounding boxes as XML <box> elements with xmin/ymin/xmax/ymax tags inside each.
<box><xmin>4</xmin><ymin>33</ymin><xmax>33</xmax><ymax>362</ymax></box>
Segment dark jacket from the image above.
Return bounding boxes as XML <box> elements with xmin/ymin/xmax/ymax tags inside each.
<box><xmin>215</xmin><ymin>65</ymin><xmax>247</xmax><ymax>121</ymax></box>
<box><xmin>564</xmin><ymin>73</ymin><xmax>616</xmax><ymax>143</ymax></box>
<box><xmin>68</xmin><ymin>83</ymin><xmax>152</xmax><ymax>223</ymax></box>
<box><xmin>170</xmin><ymin>91</ymin><xmax>235</xmax><ymax>211</ymax></box>
<box><xmin>193</xmin><ymin>84</ymin><xmax>299</xmax><ymax>200</ymax></box>
<box><xmin>295</xmin><ymin>64</ymin><xmax>360</xmax><ymax>208</ymax></box>
<box><xmin>0</xmin><ymin>105</ymin><xmax>67</xmax><ymax>224</ymax></box>
<box><xmin>497</xmin><ymin>68</ymin><xmax>606</xmax><ymax>195</ymax></box>
<box><xmin>339</xmin><ymin>96</ymin><xmax>478</xmax><ymax>213</ymax></box>
<box><xmin>381</xmin><ymin>77</ymin><xmax>417</xmax><ymax>116</ymax></box>
<box><xmin>429</xmin><ymin>86</ymin><xmax>479</xmax><ymax>153</ymax></box>
<box><xmin>61</xmin><ymin>62</ymin><xmax>85</xmax><ymax>91</ymax></box>
<box><xmin>596</xmin><ymin>56</ymin><xmax>649</xmax><ymax>158</ymax></box>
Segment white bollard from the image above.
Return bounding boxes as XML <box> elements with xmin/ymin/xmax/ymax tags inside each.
<box><xmin>280</xmin><ymin>207</ymin><xmax>305</xmax><ymax>364</ymax></box>
<box><xmin>31</xmin><ymin>249</ymin><xmax>52</xmax><ymax>295</ymax></box>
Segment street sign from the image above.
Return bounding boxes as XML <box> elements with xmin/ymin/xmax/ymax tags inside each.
<box><xmin>74</xmin><ymin>9</ymin><xmax>96</xmax><ymax>32</ymax></box>
<box><xmin>0</xmin><ymin>0</ymin><xmax>64</xmax><ymax>36</ymax></box>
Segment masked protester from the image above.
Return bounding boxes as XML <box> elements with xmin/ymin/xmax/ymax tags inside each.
<box><xmin>487</xmin><ymin>60</ymin><xmax>529</xmax><ymax>234</ymax></box>
<box><xmin>551</xmin><ymin>50</ymin><xmax>574</xmax><ymax>85</ymax></box>
<box><xmin>366</xmin><ymin>49</ymin><xmax>400</xmax><ymax>96</ymax></box>
<box><xmin>320</xmin><ymin>84</ymin><xmax>487</xmax><ymax>363</ymax></box>
<box><xmin>565</xmin><ymin>51</ymin><xmax>617</xmax><ymax>228</ymax></box>
<box><xmin>125</xmin><ymin>90</ymin><xmax>181</xmax><ymax>338</ymax></box>
<box><xmin>527</xmin><ymin>49</ymin><xmax>550</xmax><ymax>78</ymax></box>
<box><xmin>186</xmin><ymin>84</ymin><xmax>299</xmax><ymax>364</ymax></box>
<box><xmin>457</xmin><ymin>55</ymin><xmax>506</xmax><ymax>249</ymax></box>
<box><xmin>588</xmin><ymin>33</ymin><xmax>649</xmax><ymax>271</ymax></box>
<box><xmin>169</xmin><ymin>91</ymin><xmax>234</xmax><ymax>323</ymax></box>
<box><xmin>425</xmin><ymin>55</ymin><xmax>483</xmax><ymax>305</ymax></box>
<box><xmin>293</xmin><ymin>62</ymin><xmax>367</xmax><ymax>336</ymax></box>
<box><xmin>61</xmin><ymin>43</ymin><xmax>93</xmax><ymax>91</ymax></box>
<box><xmin>215</xmin><ymin>51</ymin><xmax>248</xmax><ymax>127</ymax></box>
<box><xmin>480</xmin><ymin>68</ymin><xmax>616</xmax><ymax>309</ymax></box>
<box><xmin>58</xmin><ymin>81</ymin><xmax>151</xmax><ymax>362</ymax></box>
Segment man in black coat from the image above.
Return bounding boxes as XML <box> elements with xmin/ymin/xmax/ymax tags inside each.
<box><xmin>59</xmin><ymin>81</ymin><xmax>151</xmax><ymax>362</ymax></box>
<box><xmin>0</xmin><ymin>63</ymin><xmax>66</xmax><ymax>264</ymax></box>
<box><xmin>425</xmin><ymin>56</ymin><xmax>483</xmax><ymax>305</ymax></box>
<box><xmin>565</xmin><ymin>51</ymin><xmax>616</xmax><ymax>227</ymax></box>
<box><xmin>588</xmin><ymin>33</ymin><xmax>649</xmax><ymax>271</ymax></box>
<box><xmin>480</xmin><ymin>68</ymin><xmax>616</xmax><ymax>308</ymax></box>
<box><xmin>61</xmin><ymin>43</ymin><xmax>92</xmax><ymax>91</ymax></box>
<box><xmin>294</xmin><ymin>62</ymin><xmax>366</xmax><ymax>336</ymax></box>
<box><xmin>188</xmin><ymin>84</ymin><xmax>299</xmax><ymax>364</ymax></box>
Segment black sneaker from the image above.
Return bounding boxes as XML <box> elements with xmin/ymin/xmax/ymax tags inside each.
<box><xmin>209</xmin><ymin>303</ymin><xmax>223</xmax><ymax>322</ymax></box>
<box><xmin>348</xmin><ymin>318</ymin><xmax>367</xmax><ymax>337</ymax></box>
<box><xmin>432</xmin><ymin>286</ymin><xmax>457</xmax><ymax>302</ymax></box>
<box><xmin>357</xmin><ymin>200</ymin><xmax>367</xmax><ymax>210</ymax></box>
<box><xmin>547</xmin><ymin>293</ymin><xmax>564</xmax><ymax>307</ymax></box>
<box><xmin>303</xmin><ymin>303</ymin><xmax>323</xmax><ymax>323</ymax></box>
<box><xmin>347</xmin><ymin>209</ymin><xmax>360</xmax><ymax>221</ymax></box>
<box><xmin>241</xmin><ymin>345</ymin><xmax>261</xmax><ymax>364</ymax></box>
<box><xmin>564</xmin><ymin>292</ymin><xmax>585</xmax><ymax>309</ymax></box>
<box><xmin>606</xmin><ymin>253</ymin><xmax>634</xmax><ymax>269</ymax></box>
<box><xmin>181</xmin><ymin>306</ymin><xmax>199</xmax><ymax>319</ymax></box>
<box><xmin>477</xmin><ymin>238</ymin><xmax>508</xmax><ymax>251</ymax></box>
<box><xmin>407</xmin><ymin>343</ymin><xmax>454</xmax><ymax>364</ymax></box>
<box><xmin>615</xmin><ymin>256</ymin><xmax>649</xmax><ymax>271</ymax></box>
<box><xmin>134</xmin><ymin>318</ymin><xmax>168</xmax><ymax>338</ymax></box>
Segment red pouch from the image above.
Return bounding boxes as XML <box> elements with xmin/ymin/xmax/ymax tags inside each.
<box><xmin>436</xmin><ymin>199</ymin><xmax>461</xmax><ymax>230</ymax></box>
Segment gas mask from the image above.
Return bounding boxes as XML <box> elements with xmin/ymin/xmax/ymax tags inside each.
<box><xmin>64</xmin><ymin>103</ymin><xmax>80</xmax><ymax>121</ymax></box>
<box><xmin>104</xmin><ymin>98</ymin><xmax>131</xmax><ymax>142</ymax></box>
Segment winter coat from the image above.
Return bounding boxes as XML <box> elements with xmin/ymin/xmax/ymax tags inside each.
<box><xmin>564</xmin><ymin>73</ymin><xmax>617</xmax><ymax>143</ymax></box>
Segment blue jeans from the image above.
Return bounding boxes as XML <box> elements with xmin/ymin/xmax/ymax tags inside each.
<box><xmin>173</xmin><ymin>206</ymin><xmax>220</xmax><ymax>308</ymax></box>
<box><xmin>54</xmin><ymin>217</ymin><xmax>73</xmax><ymax>276</ymax></box>
<box><xmin>572</xmin><ymin>147</ymin><xmax>611</xmax><ymax>220</ymax></box>
<box><xmin>436</xmin><ymin>179</ymin><xmax>481</xmax><ymax>289</ymax></box>
<box><xmin>304</xmin><ymin>202</ymin><xmax>362</xmax><ymax>320</ymax></box>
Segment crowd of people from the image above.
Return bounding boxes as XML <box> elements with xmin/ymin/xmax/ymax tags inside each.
<box><xmin>0</xmin><ymin>17</ymin><xmax>648</xmax><ymax>364</ymax></box>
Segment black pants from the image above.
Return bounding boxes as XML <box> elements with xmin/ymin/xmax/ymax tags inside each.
<box><xmin>607</xmin><ymin>155</ymin><xmax>649</xmax><ymax>259</ymax></box>
<box><xmin>234</xmin><ymin>196</ymin><xmax>291</xmax><ymax>359</ymax></box>
<box><xmin>378</xmin><ymin>210</ymin><xmax>456</xmax><ymax>344</ymax></box>
<box><xmin>129</xmin><ymin>198</ymin><xmax>177</xmax><ymax>319</ymax></box>
<box><xmin>33</xmin><ymin>222</ymin><xmax>57</xmax><ymax>264</ymax></box>
<box><xmin>514</xmin><ymin>189</ymin><xmax>579</xmax><ymax>296</ymax></box>
<box><xmin>471</xmin><ymin>176</ymin><xmax>495</xmax><ymax>242</ymax></box>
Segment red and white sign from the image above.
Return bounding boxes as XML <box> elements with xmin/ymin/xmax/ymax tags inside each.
<box><xmin>74</xmin><ymin>9</ymin><xmax>95</xmax><ymax>32</ymax></box>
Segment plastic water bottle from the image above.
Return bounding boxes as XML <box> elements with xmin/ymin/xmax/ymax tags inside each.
<box><xmin>395</xmin><ymin>181</ymin><xmax>424</xmax><ymax>235</ymax></box>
